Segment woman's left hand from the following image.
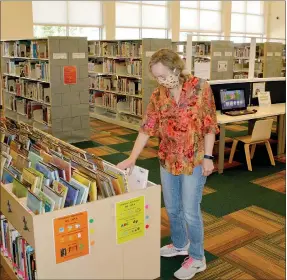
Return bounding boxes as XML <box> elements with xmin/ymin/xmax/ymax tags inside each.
<box><xmin>202</xmin><ymin>158</ymin><xmax>214</xmax><ymax>177</ymax></box>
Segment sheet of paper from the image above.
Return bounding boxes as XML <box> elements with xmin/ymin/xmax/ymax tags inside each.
<box><xmin>127</xmin><ymin>166</ymin><xmax>149</xmax><ymax>191</ymax></box>
<box><xmin>218</xmin><ymin>61</ymin><xmax>228</xmax><ymax>72</ymax></box>
<box><xmin>252</xmin><ymin>82</ymin><xmax>266</xmax><ymax>98</ymax></box>
<box><xmin>53</xmin><ymin>53</ymin><xmax>67</xmax><ymax>60</ymax></box>
<box><xmin>258</xmin><ymin>91</ymin><xmax>271</xmax><ymax>107</ymax></box>
<box><xmin>127</xmin><ymin>166</ymin><xmax>148</xmax><ymax>191</ymax></box>
<box><xmin>115</xmin><ymin>196</ymin><xmax>145</xmax><ymax>244</ymax></box>
<box><xmin>194</xmin><ymin>61</ymin><xmax>210</xmax><ymax>80</ymax></box>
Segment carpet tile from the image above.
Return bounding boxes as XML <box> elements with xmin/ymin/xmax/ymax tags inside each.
<box><xmin>223</xmin><ymin>206</ymin><xmax>285</xmax><ymax>236</ymax></box>
<box><xmin>252</xmin><ymin>170</ymin><xmax>286</xmax><ymax>193</ymax></box>
<box><xmin>93</xmin><ymin>135</ymin><xmax>129</xmax><ymax>145</ymax></box>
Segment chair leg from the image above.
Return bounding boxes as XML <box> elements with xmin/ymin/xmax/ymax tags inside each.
<box><xmin>251</xmin><ymin>144</ymin><xmax>256</xmax><ymax>159</ymax></box>
<box><xmin>229</xmin><ymin>140</ymin><xmax>239</xmax><ymax>163</ymax></box>
<box><xmin>244</xmin><ymin>144</ymin><xmax>252</xmax><ymax>171</ymax></box>
<box><xmin>265</xmin><ymin>141</ymin><xmax>275</xmax><ymax>166</ymax></box>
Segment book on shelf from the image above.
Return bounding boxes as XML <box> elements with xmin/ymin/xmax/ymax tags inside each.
<box><xmin>0</xmin><ymin>119</ymin><xmax>148</xmax><ymax>218</ymax></box>
<box><xmin>0</xmin><ymin>214</ymin><xmax>37</xmax><ymax>280</ymax></box>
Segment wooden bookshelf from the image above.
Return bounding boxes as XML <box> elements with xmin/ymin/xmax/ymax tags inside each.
<box><xmin>1</xmin><ymin>37</ymin><xmax>90</xmax><ymax>143</ymax></box>
<box><xmin>88</xmin><ymin>39</ymin><xmax>171</xmax><ymax>130</ymax></box>
<box><xmin>1</xmin><ymin>252</ymin><xmax>18</xmax><ymax>280</ymax></box>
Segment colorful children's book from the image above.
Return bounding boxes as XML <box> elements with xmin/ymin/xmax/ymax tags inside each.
<box><xmin>34</xmin><ymin>189</ymin><xmax>55</xmax><ymax>213</ymax></box>
<box><xmin>28</xmin><ymin>151</ymin><xmax>43</xmax><ymax>169</ymax></box>
<box><xmin>1</xmin><ymin>168</ymin><xmax>17</xmax><ymax>184</ymax></box>
<box><xmin>12</xmin><ymin>178</ymin><xmax>29</xmax><ymax>198</ymax></box>
<box><xmin>69</xmin><ymin>178</ymin><xmax>89</xmax><ymax>204</ymax></box>
<box><xmin>22</xmin><ymin>168</ymin><xmax>39</xmax><ymax>193</ymax></box>
<box><xmin>72</xmin><ymin>171</ymin><xmax>97</xmax><ymax>201</ymax></box>
<box><xmin>59</xmin><ymin>179</ymin><xmax>79</xmax><ymax>208</ymax></box>
<box><xmin>52</xmin><ymin>181</ymin><xmax>68</xmax><ymax>209</ymax></box>
<box><xmin>26</xmin><ymin>190</ymin><xmax>43</xmax><ymax>215</ymax></box>
<box><xmin>42</xmin><ymin>185</ymin><xmax>63</xmax><ymax>210</ymax></box>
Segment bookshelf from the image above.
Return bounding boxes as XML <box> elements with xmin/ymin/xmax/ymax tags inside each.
<box><xmin>282</xmin><ymin>44</ymin><xmax>286</xmax><ymax>77</ymax></box>
<box><xmin>0</xmin><ymin>120</ymin><xmax>161</xmax><ymax>280</ymax></box>
<box><xmin>88</xmin><ymin>39</ymin><xmax>171</xmax><ymax>130</ymax></box>
<box><xmin>1</xmin><ymin>37</ymin><xmax>90</xmax><ymax>143</ymax></box>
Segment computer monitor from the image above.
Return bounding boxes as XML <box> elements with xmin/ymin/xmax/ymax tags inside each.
<box><xmin>220</xmin><ymin>89</ymin><xmax>246</xmax><ymax>112</ymax></box>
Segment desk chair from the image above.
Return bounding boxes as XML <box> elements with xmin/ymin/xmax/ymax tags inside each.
<box><xmin>229</xmin><ymin>118</ymin><xmax>275</xmax><ymax>171</ymax></box>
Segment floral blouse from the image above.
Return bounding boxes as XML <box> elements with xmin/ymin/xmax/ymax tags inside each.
<box><xmin>139</xmin><ymin>76</ymin><xmax>219</xmax><ymax>176</ymax></box>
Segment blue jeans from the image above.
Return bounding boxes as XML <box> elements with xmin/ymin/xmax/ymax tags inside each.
<box><xmin>160</xmin><ymin>165</ymin><xmax>206</xmax><ymax>260</ymax></box>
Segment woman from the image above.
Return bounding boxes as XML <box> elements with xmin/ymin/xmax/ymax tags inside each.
<box><xmin>117</xmin><ymin>49</ymin><xmax>219</xmax><ymax>280</ymax></box>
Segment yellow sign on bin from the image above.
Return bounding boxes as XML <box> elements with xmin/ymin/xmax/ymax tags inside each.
<box><xmin>115</xmin><ymin>196</ymin><xmax>145</xmax><ymax>244</ymax></box>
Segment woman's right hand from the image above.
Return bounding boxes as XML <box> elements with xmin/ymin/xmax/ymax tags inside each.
<box><xmin>116</xmin><ymin>157</ymin><xmax>136</xmax><ymax>174</ymax></box>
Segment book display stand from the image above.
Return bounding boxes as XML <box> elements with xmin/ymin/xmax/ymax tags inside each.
<box><xmin>0</xmin><ymin>121</ymin><xmax>161</xmax><ymax>279</ymax></box>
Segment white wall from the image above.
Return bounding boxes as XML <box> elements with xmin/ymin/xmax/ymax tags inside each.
<box><xmin>268</xmin><ymin>1</ymin><xmax>286</xmax><ymax>39</ymax></box>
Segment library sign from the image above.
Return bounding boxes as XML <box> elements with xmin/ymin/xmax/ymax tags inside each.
<box><xmin>63</xmin><ymin>66</ymin><xmax>77</xmax><ymax>85</ymax></box>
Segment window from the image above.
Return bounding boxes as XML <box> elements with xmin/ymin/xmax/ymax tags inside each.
<box><xmin>180</xmin><ymin>1</ymin><xmax>222</xmax><ymax>37</ymax></box>
<box><xmin>180</xmin><ymin>32</ymin><xmax>223</xmax><ymax>42</ymax></box>
<box><xmin>32</xmin><ymin>1</ymin><xmax>102</xmax><ymax>40</ymax></box>
<box><xmin>231</xmin><ymin>1</ymin><xmax>264</xmax><ymax>40</ymax></box>
<box><xmin>115</xmin><ymin>1</ymin><xmax>168</xmax><ymax>39</ymax></box>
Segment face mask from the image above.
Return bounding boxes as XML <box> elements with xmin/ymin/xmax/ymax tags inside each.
<box><xmin>157</xmin><ymin>73</ymin><xmax>179</xmax><ymax>89</ymax></box>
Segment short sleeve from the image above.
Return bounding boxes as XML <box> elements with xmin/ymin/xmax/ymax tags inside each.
<box><xmin>139</xmin><ymin>91</ymin><xmax>159</xmax><ymax>137</ymax></box>
<box><xmin>201</xmin><ymin>82</ymin><xmax>220</xmax><ymax>135</ymax></box>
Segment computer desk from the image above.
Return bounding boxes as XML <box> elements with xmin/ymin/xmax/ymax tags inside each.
<box><xmin>216</xmin><ymin>103</ymin><xmax>286</xmax><ymax>174</ymax></box>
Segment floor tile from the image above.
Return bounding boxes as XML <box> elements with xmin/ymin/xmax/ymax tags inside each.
<box><xmin>252</xmin><ymin>170</ymin><xmax>286</xmax><ymax>193</ymax></box>
<box><xmin>85</xmin><ymin>146</ymin><xmax>119</xmax><ymax>157</ymax></box>
<box><xmin>204</xmin><ymin>219</ymin><xmax>259</xmax><ymax>256</ymax></box>
<box><xmin>193</xmin><ymin>259</ymin><xmax>256</xmax><ymax>280</ymax></box>
<box><xmin>73</xmin><ymin>140</ymin><xmax>102</xmax><ymax>149</ymax></box>
<box><xmin>107</xmin><ymin>127</ymin><xmax>135</xmax><ymax>135</ymax></box>
<box><xmin>224</xmin><ymin>238</ymin><xmax>285</xmax><ymax>280</ymax></box>
<box><xmin>93</xmin><ymin>136</ymin><xmax>129</xmax><ymax>145</ymax></box>
<box><xmin>223</xmin><ymin>205</ymin><xmax>285</xmax><ymax>236</ymax></box>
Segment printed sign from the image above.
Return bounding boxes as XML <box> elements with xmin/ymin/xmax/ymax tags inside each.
<box><xmin>275</xmin><ymin>52</ymin><xmax>282</xmax><ymax>57</ymax></box>
<box><xmin>225</xmin><ymin>52</ymin><xmax>233</xmax><ymax>57</ymax></box>
<box><xmin>252</xmin><ymin>82</ymin><xmax>265</xmax><ymax>98</ymax></box>
<box><xmin>218</xmin><ymin>61</ymin><xmax>228</xmax><ymax>72</ymax></box>
<box><xmin>258</xmin><ymin>91</ymin><xmax>271</xmax><ymax>107</ymax></box>
<box><xmin>213</xmin><ymin>52</ymin><xmax>222</xmax><ymax>57</ymax></box>
<box><xmin>53</xmin><ymin>211</ymin><xmax>89</xmax><ymax>264</ymax></box>
<box><xmin>72</xmin><ymin>53</ymin><xmax>86</xmax><ymax>59</ymax></box>
<box><xmin>115</xmin><ymin>196</ymin><xmax>145</xmax><ymax>244</ymax></box>
<box><xmin>53</xmin><ymin>53</ymin><xmax>67</xmax><ymax>60</ymax></box>
<box><xmin>267</xmin><ymin>52</ymin><xmax>273</xmax><ymax>57</ymax></box>
<box><xmin>63</xmin><ymin>66</ymin><xmax>77</xmax><ymax>85</ymax></box>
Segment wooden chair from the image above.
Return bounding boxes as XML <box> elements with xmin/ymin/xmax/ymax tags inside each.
<box><xmin>229</xmin><ymin>118</ymin><xmax>275</xmax><ymax>171</ymax></box>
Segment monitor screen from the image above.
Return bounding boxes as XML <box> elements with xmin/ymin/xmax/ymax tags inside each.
<box><xmin>220</xmin><ymin>89</ymin><xmax>246</xmax><ymax>111</ymax></box>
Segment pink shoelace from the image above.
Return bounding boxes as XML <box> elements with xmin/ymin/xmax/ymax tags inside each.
<box><xmin>167</xmin><ymin>244</ymin><xmax>174</xmax><ymax>248</ymax></box>
<box><xmin>182</xmin><ymin>257</ymin><xmax>193</xmax><ymax>269</ymax></box>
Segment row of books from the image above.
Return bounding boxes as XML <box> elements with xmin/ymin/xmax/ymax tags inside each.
<box><xmin>0</xmin><ymin>120</ymin><xmax>135</xmax><ymax>216</ymax></box>
<box><xmin>101</xmin><ymin>60</ymin><xmax>142</xmax><ymax>76</ymax></box>
<box><xmin>89</xmin><ymin>76</ymin><xmax>142</xmax><ymax>96</ymax></box>
<box><xmin>192</xmin><ymin>43</ymin><xmax>211</xmax><ymax>56</ymax></box>
<box><xmin>234</xmin><ymin>46</ymin><xmax>250</xmax><ymax>58</ymax></box>
<box><xmin>3</xmin><ymin>40</ymin><xmax>48</xmax><ymax>59</ymax></box>
<box><xmin>5</xmin><ymin>60</ymin><xmax>50</xmax><ymax>81</ymax></box>
<box><xmin>4</xmin><ymin>96</ymin><xmax>51</xmax><ymax>125</ymax></box>
<box><xmin>102</xmin><ymin>93</ymin><xmax>117</xmax><ymax>110</ymax></box>
<box><xmin>0</xmin><ymin>215</ymin><xmax>36</xmax><ymax>280</ymax></box>
<box><xmin>88</xmin><ymin>41</ymin><xmax>142</xmax><ymax>58</ymax></box>
<box><xmin>4</xmin><ymin>77</ymin><xmax>51</xmax><ymax>104</ymax></box>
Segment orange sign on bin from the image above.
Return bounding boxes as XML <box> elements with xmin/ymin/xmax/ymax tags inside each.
<box><xmin>53</xmin><ymin>211</ymin><xmax>89</xmax><ymax>264</ymax></box>
<box><xmin>63</xmin><ymin>65</ymin><xmax>77</xmax><ymax>85</ymax></box>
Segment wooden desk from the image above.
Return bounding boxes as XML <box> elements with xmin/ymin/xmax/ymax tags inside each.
<box><xmin>216</xmin><ymin>103</ymin><xmax>286</xmax><ymax>174</ymax></box>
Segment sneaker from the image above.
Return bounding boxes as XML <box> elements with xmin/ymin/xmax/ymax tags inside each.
<box><xmin>160</xmin><ymin>243</ymin><xmax>189</xmax><ymax>257</ymax></box>
<box><xmin>174</xmin><ymin>256</ymin><xmax>207</xmax><ymax>280</ymax></box>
